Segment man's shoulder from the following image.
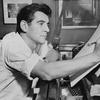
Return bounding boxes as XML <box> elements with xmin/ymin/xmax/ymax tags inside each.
<box><xmin>3</xmin><ymin>32</ymin><xmax>17</xmax><ymax>40</ymax></box>
<box><xmin>2</xmin><ymin>32</ymin><xmax>21</xmax><ymax>44</ymax></box>
<box><xmin>1</xmin><ymin>32</ymin><xmax>22</xmax><ymax>49</ymax></box>
<box><xmin>2</xmin><ymin>32</ymin><xmax>31</xmax><ymax>56</ymax></box>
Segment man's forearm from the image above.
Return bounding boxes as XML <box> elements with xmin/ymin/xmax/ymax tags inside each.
<box><xmin>31</xmin><ymin>53</ymin><xmax>100</xmax><ymax>81</ymax></box>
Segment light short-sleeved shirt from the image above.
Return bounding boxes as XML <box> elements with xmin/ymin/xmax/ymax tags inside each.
<box><xmin>0</xmin><ymin>32</ymin><xmax>45</xmax><ymax>100</ymax></box>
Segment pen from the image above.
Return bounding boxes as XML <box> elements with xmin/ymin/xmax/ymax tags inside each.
<box><xmin>87</xmin><ymin>42</ymin><xmax>96</xmax><ymax>46</ymax></box>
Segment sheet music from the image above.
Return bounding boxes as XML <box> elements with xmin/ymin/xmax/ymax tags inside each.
<box><xmin>70</xmin><ymin>24</ymin><xmax>100</xmax><ymax>87</ymax></box>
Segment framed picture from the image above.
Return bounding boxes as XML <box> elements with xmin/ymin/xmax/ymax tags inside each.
<box><xmin>3</xmin><ymin>0</ymin><xmax>32</xmax><ymax>24</ymax></box>
<box><xmin>58</xmin><ymin>0</ymin><xmax>99</xmax><ymax>29</ymax></box>
<box><xmin>59</xmin><ymin>44</ymin><xmax>77</xmax><ymax>60</ymax></box>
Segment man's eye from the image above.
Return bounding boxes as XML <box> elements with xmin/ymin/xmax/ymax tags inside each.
<box><xmin>39</xmin><ymin>22</ymin><xmax>44</xmax><ymax>25</ymax></box>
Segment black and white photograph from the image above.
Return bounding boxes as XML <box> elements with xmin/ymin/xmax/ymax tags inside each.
<box><xmin>0</xmin><ymin>0</ymin><xmax>100</xmax><ymax>100</ymax></box>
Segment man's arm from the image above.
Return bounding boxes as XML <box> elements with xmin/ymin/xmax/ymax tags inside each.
<box><xmin>31</xmin><ymin>38</ymin><xmax>100</xmax><ymax>81</ymax></box>
<box><xmin>38</xmin><ymin>40</ymin><xmax>60</xmax><ymax>62</ymax></box>
<box><xmin>31</xmin><ymin>52</ymin><xmax>100</xmax><ymax>81</ymax></box>
<box><xmin>44</xmin><ymin>49</ymin><xmax>60</xmax><ymax>62</ymax></box>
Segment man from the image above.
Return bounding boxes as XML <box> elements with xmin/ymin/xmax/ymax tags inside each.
<box><xmin>0</xmin><ymin>3</ymin><xmax>100</xmax><ymax>100</ymax></box>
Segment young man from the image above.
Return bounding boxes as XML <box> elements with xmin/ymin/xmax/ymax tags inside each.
<box><xmin>0</xmin><ymin>3</ymin><xmax>100</xmax><ymax>100</ymax></box>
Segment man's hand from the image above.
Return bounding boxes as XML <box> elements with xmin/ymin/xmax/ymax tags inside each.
<box><xmin>38</xmin><ymin>41</ymin><xmax>60</xmax><ymax>62</ymax></box>
<box><xmin>45</xmin><ymin>49</ymin><xmax>60</xmax><ymax>62</ymax></box>
<box><xmin>93</xmin><ymin>38</ymin><xmax>100</xmax><ymax>59</ymax></box>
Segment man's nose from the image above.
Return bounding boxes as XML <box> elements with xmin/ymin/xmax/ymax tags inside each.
<box><xmin>44</xmin><ymin>25</ymin><xmax>50</xmax><ymax>32</ymax></box>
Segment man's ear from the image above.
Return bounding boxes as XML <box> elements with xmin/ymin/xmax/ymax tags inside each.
<box><xmin>20</xmin><ymin>20</ymin><xmax>28</xmax><ymax>32</ymax></box>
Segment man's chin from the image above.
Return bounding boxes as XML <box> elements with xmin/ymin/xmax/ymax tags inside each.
<box><xmin>39</xmin><ymin>40</ymin><xmax>46</xmax><ymax>44</ymax></box>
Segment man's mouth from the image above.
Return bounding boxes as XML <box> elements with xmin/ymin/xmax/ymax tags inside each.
<box><xmin>41</xmin><ymin>35</ymin><xmax>47</xmax><ymax>38</ymax></box>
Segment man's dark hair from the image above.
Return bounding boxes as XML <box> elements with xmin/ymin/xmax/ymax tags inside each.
<box><xmin>16</xmin><ymin>3</ymin><xmax>52</xmax><ymax>33</ymax></box>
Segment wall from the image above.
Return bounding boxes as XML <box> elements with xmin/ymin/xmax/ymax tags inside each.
<box><xmin>57</xmin><ymin>0</ymin><xmax>100</xmax><ymax>44</ymax></box>
<box><xmin>0</xmin><ymin>0</ymin><xmax>16</xmax><ymax>38</ymax></box>
<box><xmin>0</xmin><ymin>0</ymin><xmax>98</xmax><ymax>44</ymax></box>
<box><xmin>60</xmin><ymin>28</ymin><xmax>96</xmax><ymax>44</ymax></box>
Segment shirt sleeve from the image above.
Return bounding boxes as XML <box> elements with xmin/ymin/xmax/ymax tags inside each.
<box><xmin>5</xmin><ymin>47</ymin><xmax>43</xmax><ymax>80</ymax></box>
<box><xmin>24</xmin><ymin>53</ymin><xmax>43</xmax><ymax>79</ymax></box>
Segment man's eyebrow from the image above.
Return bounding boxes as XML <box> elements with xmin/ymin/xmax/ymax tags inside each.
<box><xmin>37</xmin><ymin>20</ymin><xmax>49</xmax><ymax>24</ymax></box>
<box><xmin>37</xmin><ymin>20</ymin><xmax>45</xmax><ymax>23</ymax></box>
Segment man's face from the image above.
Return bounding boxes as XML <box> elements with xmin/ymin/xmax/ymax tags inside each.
<box><xmin>26</xmin><ymin>11</ymin><xmax>50</xmax><ymax>44</ymax></box>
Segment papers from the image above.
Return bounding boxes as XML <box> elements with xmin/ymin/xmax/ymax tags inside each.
<box><xmin>70</xmin><ymin>63</ymin><xmax>99</xmax><ymax>87</ymax></box>
<box><xmin>70</xmin><ymin>24</ymin><xmax>100</xmax><ymax>87</ymax></box>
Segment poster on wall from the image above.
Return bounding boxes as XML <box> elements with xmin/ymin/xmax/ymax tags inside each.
<box><xmin>3</xmin><ymin>0</ymin><xmax>32</xmax><ymax>24</ymax></box>
<box><xmin>58</xmin><ymin>0</ymin><xmax>99</xmax><ymax>29</ymax></box>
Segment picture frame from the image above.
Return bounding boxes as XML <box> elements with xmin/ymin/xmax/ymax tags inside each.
<box><xmin>3</xmin><ymin>0</ymin><xmax>32</xmax><ymax>24</ymax></box>
<box><xmin>58</xmin><ymin>0</ymin><xmax>99</xmax><ymax>29</ymax></box>
<box><xmin>59</xmin><ymin>44</ymin><xmax>77</xmax><ymax>60</ymax></box>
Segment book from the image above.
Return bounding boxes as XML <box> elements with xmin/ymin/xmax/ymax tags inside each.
<box><xmin>70</xmin><ymin>24</ymin><xmax>100</xmax><ymax>87</ymax></box>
